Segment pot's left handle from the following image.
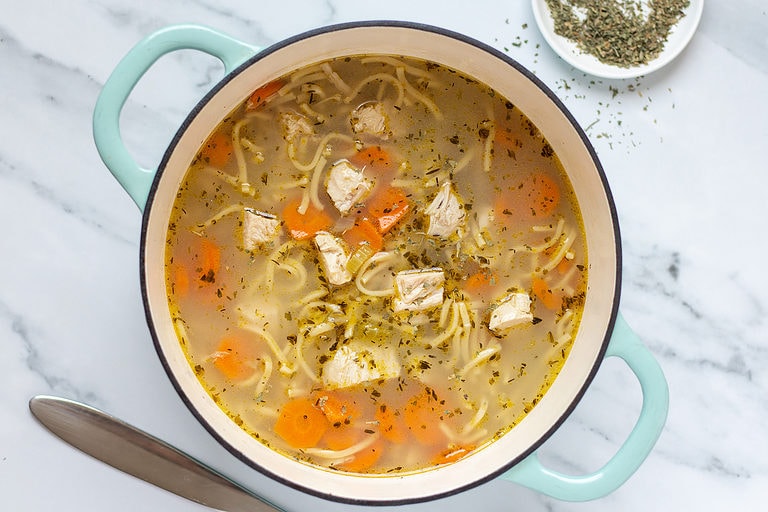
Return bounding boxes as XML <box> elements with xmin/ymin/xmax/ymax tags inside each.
<box><xmin>93</xmin><ymin>24</ymin><xmax>259</xmax><ymax>211</ymax></box>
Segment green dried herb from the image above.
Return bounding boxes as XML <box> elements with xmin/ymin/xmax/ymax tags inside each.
<box><xmin>545</xmin><ymin>0</ymin><xmax>690</xmax><ymax>67</ymax></box>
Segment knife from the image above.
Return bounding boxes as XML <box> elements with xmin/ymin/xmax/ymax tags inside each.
<box><xmin>29</xmin><ymin>395</ymin><xmax>283</xmax><ymax>512</ymax></box>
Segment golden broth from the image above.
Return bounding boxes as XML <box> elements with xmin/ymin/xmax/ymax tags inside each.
<box><xmin>165</xmin><ymin>55</ymin><xmax>587</xmax><ymax>474</ymax></box>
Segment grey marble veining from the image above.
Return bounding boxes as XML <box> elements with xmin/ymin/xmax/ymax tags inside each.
<box><xmin>1</xmin><ymin>1</ymin><xmax>766</xmax><ymax>511</ymax></box>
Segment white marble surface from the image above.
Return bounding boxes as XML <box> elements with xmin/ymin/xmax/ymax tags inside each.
<box><xmin>2</xmin><ymin>1</ymin><xmax>766</xmax><ymax>510</ymax></box>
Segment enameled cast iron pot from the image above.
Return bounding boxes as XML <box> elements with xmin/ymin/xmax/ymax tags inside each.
<box><xmin>93</xmin><ymin>22</ymin><xmax>669</xmax><ymax>505</ymax></box>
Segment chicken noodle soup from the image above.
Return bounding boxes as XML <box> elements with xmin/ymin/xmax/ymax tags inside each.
<box><xmin>165</xmin><ymin>55</ymin><xmax>587</xmax><ymax>474</ymax></box>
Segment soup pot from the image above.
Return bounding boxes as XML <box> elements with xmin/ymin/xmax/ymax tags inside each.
<box><xmin>93</xmin><ymin>22</ymin><xmax>669</xmax><ymax>505</ymax></box>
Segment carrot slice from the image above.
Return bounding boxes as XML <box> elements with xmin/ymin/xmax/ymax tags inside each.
<box><xmin>282</xmin><ymin>198</ymin><xmax>333</xmax><ymax>240</ymax></box>
<box><xmin>556</xmin><ymin>257</ymin><xmax>573</xmax><ymax>274</ymax></box>
<box><xmin>374</xmin><ymin>404</ymin><xmax>408</xmax><ymax>444</ymax></box>
<box><xmin>337</xmin><ymin>437</ymin><xmax>385</xmax><ymax>473</ymax></box>
<box><xmin>496</xmin><ymin>173</ymin><xmax>561</xmax><ymax>224</ymax></box>
<box><xmin>212</xmin><ymin>335</ymin><xmax>257</xmax><ymax>381</ymax></box>
<box><xmin>432</xmin><ymin>444</ymin><xmax>475</xmax><ymax>465</ymax></box>
<box><xmin>313</xmin><ymin>390</ymin><xmax>363</xmax><ymax>450</ymax></box>
<box><xmin>366</xmin><ymin>187</ymin><xmax>410</xmax><ymax>234</ymax></box>
<box><xmin>200</xmin><ymin>130</ymin><xmax>233</xmax><ymax>168</ymax></box>
<box><xmin>350</xmin><ymin>145</ymin><xmax>392</xmax><ymax>171</ymax></box>
<box><xmin>170</xmin><ymin>264</ymin><xmax>190</xmax><ymax>297</ymax></box>
<box><xmin>342</xmin><ymin>217</ymin><xmax>383</xmax><ymax>251</ymax></box>
<box><xmin>314</xmin><ymin>390</ymin><xmax>362</xmax><ymax>426</ymax></box>
<box><xmin>526</xmin><ymin>174</ymin><xmax>560</xmax><ymax>217</ymax></box>
<box><xmin>245</xmin><ymin>79</ymin><xmax>285</xmax><ymax>111</ymax></box>
<box><xmin>198</xmin><ymin>238</ymin><xmax>221</xmax><ymax>284</ymax></box>
<box><xmin>274</xmin><ymin>398</ymin><xmax>329</xmax><ymax>448</ymax></box>
<box><xmin>532</xmin><ymin>277</ymin><xmax>561</xmax><ymax>310</ymax></box>
<box><xmin>465</xmin><ymin>269</ymin><xmax>497</xmax><ymax>295</ymax></box>
<box><xmin>323</xmin><ymin>425</ymin><xmax>363</xmax><ymax>451</ymax></box>
<box><xmin>403</xmin><ymin>386</ymin><xmax>447</xmax><ymax>446</ymax></box>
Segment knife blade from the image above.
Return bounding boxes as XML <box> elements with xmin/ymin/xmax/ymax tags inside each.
<box><xmin>29</xmin><ymin>395</ymin><xmax>283</xmax><ymax>512</ymax></box>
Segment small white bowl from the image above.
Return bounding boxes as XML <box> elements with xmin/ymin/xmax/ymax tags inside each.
<box><xmin>532</xmin><ymin>0</ymin><xmax>704</xmax><ymax>79</ymax></box>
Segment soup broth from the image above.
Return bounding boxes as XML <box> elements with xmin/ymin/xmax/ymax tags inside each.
<box><xmin>165</xmin><ymin>55</ymin><xmax>587</xmax><ymax>474</ymax></box>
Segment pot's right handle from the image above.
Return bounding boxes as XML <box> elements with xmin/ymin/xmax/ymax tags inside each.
<box><xmin>93</xmin><ymin>24</ymin><xmax>259</xmax><ymax>211</ymax></box>
<box><xmin>500</xmin><ymin>312</ymin><xmax>669</xmax><ymax>501</ymax></box>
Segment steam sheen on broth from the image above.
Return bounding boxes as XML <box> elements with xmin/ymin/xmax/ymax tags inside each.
<box><xmin>165</xmin><ymin>55</ymin><xmax>587</xmax><ymax>474</ymax></box>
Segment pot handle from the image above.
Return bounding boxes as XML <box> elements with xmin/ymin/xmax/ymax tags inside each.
<box><xmin>93</xmin><ymin>25</ymin><xmax>259</xmax><ymax>211</ymax></box>
<box><xmin>500</xmin><ymin>312</ymin><xmax>669</xmax><ymax>501</ymax></box>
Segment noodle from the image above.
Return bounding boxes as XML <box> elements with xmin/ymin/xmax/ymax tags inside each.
<box><xmin>321</xmin><ymin>62</ymin><xmax>352</xmax><ymax>95</ymax></box>
<box><xmin>429</xmin><ymin>301</ymin><xmax>460</xmax><ymax>347</ymax></box>
<box><xmin>194</xmin><ymin>204</ymin><xmax>242</xmax><ymax>232</ymax></box>
<box><xmin>396</xmin><ymin>67</ymin><xmax>442</xmax><ymax>120</ymax></box>
<box><xmin>305</xmin><ymin>432</ymin><xmax>381</xmax><ymax>461</ymax></box>
<box><xmin>307</xmin><ymin>155</ymin><xmax>328</xmax><ymax>212</ymax></box>
<box><xmin>287</xmin><ymin>132</ymin><xmax>354</xmax><ymax>172</ymax></box>
<box><xmin>344</xmin><ymin>72</ymin><xmax>406</xmax><ymax>106</ymax></box>
<box><xmin>294</xmin><ymin>330</ymin><xmax>319</xmax><ymax>382</ymax></box>
<box><xmin>360</xmin><ymin>56</ymin><xmax>434</xmax><ymax>79</ymax></box>
<box><xmin>356</xmin><ymin>252</ymin><xmax>398</xmax><ymax>297</ymax></box>
<box><xmin>457</xmin><ymin>345</ymin><xmax>501</xmax><ymax>377</ymax></box>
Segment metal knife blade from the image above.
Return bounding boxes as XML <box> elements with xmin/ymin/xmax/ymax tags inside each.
<box><xmin>29</xmin><ymin>395</ymin><xmax>283</xmax><ymax>512</ymax></box>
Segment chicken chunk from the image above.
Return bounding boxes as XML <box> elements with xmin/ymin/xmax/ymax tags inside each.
<box><xmin>322</xmin><ymin>342</ymin><xmax>400</xmax><ymax>389</ymax></box>
<box><xmin>279</xmin><ymin>111</ymin><xmax>314</xmax><ymax>140</ymax></box>
<box><xmin>350</xmin><ymin>102</ymin><xmax>390</xmax><ymax>139</ymax></box>
<box><xmin>488</xmin><ymin>293</ymin><xmax>533</xmax><ymax>333</ymax></box>
<box><xmin>314</xmin><ymin>231</ymin><xmax>352</xmax><ymax>286</ymax></box>
<box><xmin>424</xmin><ymin>182</ymin><xmax>465</xmax><ymax>237</ymax></box>
<box><xmin>325</xmin><ymin>160</ymin><xmax>374</xmax><ymax>215</ymax></box>
<box><xmin>393</xmin><ymin>268</ymin><xmax>445</xmax><ymax>312</ymax></box>
<box><xmin>242</xmin><ymin>209</ymin><xmax>280</xmax><ymax>251</ymax></box>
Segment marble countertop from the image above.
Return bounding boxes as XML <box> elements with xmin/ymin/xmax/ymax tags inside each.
<box><xmin>2</xmin><ymin>1</ymin><xmax>766</xmax><ymax>510</ymax></box>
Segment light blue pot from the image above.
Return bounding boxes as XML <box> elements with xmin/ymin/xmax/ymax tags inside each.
<box><xmin>93</xmin><ymin>23</ymin><xmax>669</xmax><ymax>505</ymax></box>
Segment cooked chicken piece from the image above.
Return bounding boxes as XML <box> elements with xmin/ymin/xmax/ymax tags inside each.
<box><xmin>488</xmin><ymin>293</ymin><xmax>533</xmax><ymax>333</ymax></box>
<box><xmin>325</xmin><ymin>160</ymin><xmax>374</xmax><ymax>215</ymax></box>
<box><xmin>314</xmin><ymin>231</ymin><xmax>352</xmax><ymax>285</ymax></box>
<box><xmin>279</xmin><ymin>111</ymin><xmax>314</xmax><ymax>140</ymax></box>
<box><xmin>322</xmin><ymin>342</ymin><xmax>400</xmax><ymax>389</ymax></box>
<box><xmin>350</xmin><ymin>102</ymin><xmax>390</xmax><ymax>139</ymax></box>
<box><xmin>424</xmin><ymin>182</ymin><xmax>465</xmax><ymax>237</ymax></box>
<box><xmin>242</xmin><ymin>209</ymin><xmax>280</xmax><ymax>250</ymax></box>
<box><xmin>393</xmin><ymin>268</ymin><xmax>445</xmax><ymax>312</ymax></box>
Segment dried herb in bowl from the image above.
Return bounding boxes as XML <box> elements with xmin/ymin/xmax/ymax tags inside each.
<box><xmin>544</xmin><ymin>0</ymin><xmax>691</xmax><ymax>68</ymax></box>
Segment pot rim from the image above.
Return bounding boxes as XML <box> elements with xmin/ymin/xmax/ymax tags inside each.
<box><xmin>139</xmin><ymin>20</ymin><xmax>622</xmax><ymax>505</ymax></box>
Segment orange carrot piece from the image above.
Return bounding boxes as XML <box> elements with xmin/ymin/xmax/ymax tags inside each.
<box><xmin>532</xmin><ymin>277</ymin><xmax>561</xmax><ymax>310</ymax></box>
<box><xmin>343</xmin><ymin>217</ymin><xmax>383</xmax><ymax>251</ymax></box>
<box><xmin>170</xmin><ymin>264</ymin><xmax>190</xmax><ymax>297</ymax></box>
<box><xmin>494</xmin><ymin>128</ymin><xmax>520</xmax><ymax>154</ymax></box>
<box><xmin>431</xmin><ymin>444</ymin><xmax>475</xmax><ymax>465</ymax></box>
<box><xmin>198</xmin><ymin>238</ymin><xmax>221</xmax><ymax>284</ymax></box>
<box><xmin>403</xmin><ymin>386</ymin><xmax>447</xmax><ymax>446</ymax></box>
<box><xmin>245</xmin><ymin>79</ymin><xmax>285</xmax><ymax>111</ymax></box>
<box><xmin>200</xmin><ymin>130</ymin><xmax>233</xmax><ymax>168</ymax></box>
<box><xmin>322</xmin><ymin>424</ymin><xmax>363</xmax><ymax>451</ymax></box>
<box><xmin>212</xmin><ymin>335</ymin><xmax>257</xmax><ymax>381</ymax></box>
<box><xmin>374</xmin><ymin>404</ymin><xmax>408</xmax><ymax>444</ymax></box>
<box><xmin>338</xmin><ymin>437</ymin><xmax>385</xmax><ymax>473</ymax></box>
<box><xmin>282</xmin><ymin>198</ymin><xmax>333</xmax><ymax>240</ymax></box>
<box><xmin>274</xmin><ymin>398</ymin><xmax>329</xmax><ymax>448</ymax></box>
<box><xmin>465</xmin><ymin>269</ymin><xmax>496</xmax><ymax>294</ymax></box>
<box><xmin>350</xmin><ymin>145</ymin><xmax>392</xmax><ymax>171</ymax></box>
<box><xmin>366</xmin><ymin>187</ymin><xmax>410</xmax><ymax>234</ymax></box>
<box><xmin>314</xmin><ymin>391</ymin><xmax>362</xmax><ymax>426</ymax></box>
<box><xmin>496</xmin><ymin>172</ymin><xmax>562</xmax><ymax>226</ymax></box>
<box><xmin>555</xmin><ymin>256</ymin><xmax>573</xmax><ymax>274</ymax></box>
<box><xmin>524</xmin><ymin>174</ymin><xmax>560</xmax><ymax>218</ymax></box>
